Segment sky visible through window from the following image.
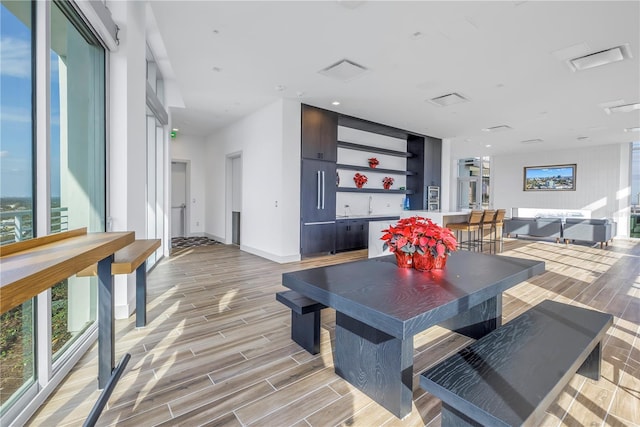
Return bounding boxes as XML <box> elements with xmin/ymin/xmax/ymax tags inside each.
<box><xmin>0</xmin><ymin>3</ymin><xmax>60</xmax><ymax>198</ymax></box>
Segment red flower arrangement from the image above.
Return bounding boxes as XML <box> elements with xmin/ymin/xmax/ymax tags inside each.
<box><xmin>381</xmin><ymin>216</ymin><xmax>458</xmax><ymax>258</ymax></box>
<box><xmin>382</xmin><ymin>176</ymin><xmax>394</xmax><ymax>190</ymax></box>
<box><xmin>368</xmin><ymin>157</ymin><xmax>379</xmax><ymax>168</ymax></box>
<box><xmin>353</xmin><ymin>173</ymin><xmax>368</xmax><ymax>188</ymax></box>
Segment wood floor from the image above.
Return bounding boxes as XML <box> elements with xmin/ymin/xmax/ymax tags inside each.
<box><xmin>28</xmin><ymin>238</ymin><xmax>640</xmax><ymax>427</ymax></box>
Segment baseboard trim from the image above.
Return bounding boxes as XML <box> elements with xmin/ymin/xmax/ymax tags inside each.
<box><xmin>240</xmin><ymin>244</ymin><xmax>301</xmax><ymax>264</ymax></box>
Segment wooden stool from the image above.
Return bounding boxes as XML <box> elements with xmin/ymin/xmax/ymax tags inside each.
<box><xmin>447</xmin><ymin>210</ymin><xmax>483</xmax><ymax>251</ymax></box>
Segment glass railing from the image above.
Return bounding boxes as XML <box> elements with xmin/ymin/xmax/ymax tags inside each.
<box><xmin>0</xmin><ymin>207</ymin><xmax>68</xmax><ymax>245</ymax></box>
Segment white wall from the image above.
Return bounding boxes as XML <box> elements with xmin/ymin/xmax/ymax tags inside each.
<box><xmin>491</xmin><ymin>143</ymin><xmax>631</xmax><ymax>236</ymax></box>
<box><xmin>108</xmin><ymin>0</ymin><xmax>148</xmax><ymax>318</ymax></box>
<box><xmin>171</xmin><ymin>133</ymin><xmax>206</xmax><ymax>235</ymax></box>
<box><xmin>204</xmin><ymin>99</ymin><xmax>301</xmax><ymax>263</ymax></box>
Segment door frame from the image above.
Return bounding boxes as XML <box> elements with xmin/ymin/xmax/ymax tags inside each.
<box><xmin>225</xmin><ymin>151</ymin><xmax>242</xmax><ymax>245</ymax></box>
<box><xmin>171</xmin><ymin>159</ymin><xmax>190</xmax><ymax>238</ymax></box>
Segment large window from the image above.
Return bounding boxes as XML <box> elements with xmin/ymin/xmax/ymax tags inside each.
<box><xmin>0</xmin><ymin>0</ymin><xmax>105</xmax><ymax>421</ymax></box>
<box><xmin>0</xmin><ymin>0</ymin><xmax>36</xmax><ymax>413</ymax></box>
<box><xmin>49</xmin><ymin>1</ymin><xmax>104</xmax><ymax>361</ymax></box>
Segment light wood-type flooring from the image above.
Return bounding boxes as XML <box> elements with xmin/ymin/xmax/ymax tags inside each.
<box><xmin>28</xmin><ymin>238</ymin><xmax>640</xmax><ymax>426</ymax></box>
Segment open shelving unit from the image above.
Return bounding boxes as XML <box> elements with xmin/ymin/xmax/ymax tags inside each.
<box><xmin>336</xmin><ymin>164</ymin><xmax>416</xmax><ymax>176</ymax></box>
<box><xmin>336</xmin><ymin>188</ymin><xmax>414</xmax><ymax>194</ymax></box>
<box><xmin>337</xmin><ymin>141</ymin><xmax>414</xmax><ymax>158</ymax></box>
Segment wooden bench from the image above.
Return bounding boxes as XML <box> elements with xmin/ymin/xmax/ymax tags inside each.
<box><xmin>78</xmin><ymin>239</ymin><xmax>161</xmax><ymax>327</ymax></box>
<box><xmin>419</xmin><ymin>299</ymin><xmax>613</xmax><ymax>427</ymax></box>
<box><xmin>276</xmin><ymin>290</ymin><xmax>326</xmax><ymax>354</ymax></box>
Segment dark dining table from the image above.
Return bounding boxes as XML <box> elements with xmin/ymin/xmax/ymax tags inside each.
<box><xmin>282</xmin><ymin>251</ymin><xmax>545</xmax><ymax>418</ymax></box>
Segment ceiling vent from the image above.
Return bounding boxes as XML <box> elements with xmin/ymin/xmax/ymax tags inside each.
<box><xmin>428</xmin><ymin>93</ymin><xmax>469</xmax><ymax>107</ymax></box>
<box><xmin>319</xmin><ymin>59</ymin><xmax>368</xmax><ymax>82</ymax></box>
<box><xmin>605</xmin><ymin>102</ymin><xmax>640</xmax><ymax>114</ymax></box>
<box><xmin>568</xmin><ymin>44</ymin><xmax>632</xmax><ymax>71</ymax></box>
<box><xmin>520</xmin><ymin>138</ymin><xmax>543</xmax><ymax>144</ymax></box>
<box><xmin>482</xmin><ymin>125</ymin><xmax>512</xmax><ymax>132</ymax></box>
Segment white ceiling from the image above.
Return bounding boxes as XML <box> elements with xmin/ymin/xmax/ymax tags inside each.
<box><xmin>148</xmin><ymin>1</ymin><xmax>640</xmax><ymax>157</ymax></box>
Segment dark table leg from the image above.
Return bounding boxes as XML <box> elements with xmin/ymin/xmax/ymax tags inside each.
<box><xmin>97</xmin><ymin>255</ymin><xmax>114</xmax><ymax>389</ymax></box>
<box><xmin>334</xmin><ymin>312</ymin><xmax>413</xmax><ymax>419</ymax></box>
<box><xmin>439</xmin><ymin>295</ymin><xmax>502</xmax><ymax>339</ymax></box>
<box><xmin>135</xmin><ymin>261</ymin><xmax>147</xmax><ymax>328</ymax></box>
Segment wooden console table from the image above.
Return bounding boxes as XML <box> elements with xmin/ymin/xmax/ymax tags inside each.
<box><xmin>0</xmin><ymin>228</ymin><xmax>134</xmax><ymax>389</ymax></box>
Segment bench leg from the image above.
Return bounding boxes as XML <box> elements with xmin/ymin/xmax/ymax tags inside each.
<box><xmin>135</xmin><ymin>262</ymin><xmax>147</xmax><ymax>328</ymax></box>
<box><xmin>97</xmin><ymin>255</ymin><xmax>115</xmax><ymax>389</ymax></box>
<box><xmin>291</xmin><ymin>310</ymin><xmax>321</xmax><ymax>354</ymax></box>
<box><xmin>334</xmin><ymin>312</ymin><xmax>414</xmax><ymax>419</ymax></box>
<box><xmin>577</xmin><ymin>342</ymin><xmax>602</xmax><ymax>381</ymax></box>
<box><xmin>440</xmin><ymin>295</ymin><xmax>502</xmax><ymax>339</ymax></box>
<box><xmin>441</xmin><ymin>403</ymin><xmax>483</xmax><ymax>427</ymax></box>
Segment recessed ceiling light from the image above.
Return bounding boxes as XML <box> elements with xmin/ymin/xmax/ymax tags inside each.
<box><xmin>410</xmin><ymin>31</ymin><xmax>424</xmax><ymax>40</ymax></box>
<box><xmin>521</xmin><ymin>138</ymin><xmax>543</xmax><ymax>144</ymax></box>
<box><xmin>274</xmin><ymin>85</ymin><xmax>286</xmax><ymax>91</ymax></box>
<box><xmin>212</xmin><ymin>66</ymin><xmax>222</xmax><ymax>72</ymax></box>
<box><xmin>319</xmin><ymin>59</ymin><xmax>368</xmax><ymax>82</ymax></box>
<box><xmin>428</xmin><ymin>93</ymin><xmax>469</xmax><ymax>107</ymax></box>
<box><xmin>485</xmin><ymin>144</ymin><xmax>492</xmax><ymax>148</ymax></box>
<box><xmin>332</xmin><ymin>101</ymin><xmax>340</xmax><ymax>106</ymax></box>
<box><xmin>607</xmin><ymin>103</ymin><xmax>640</xmax><ymax>114</ymax></box>
<box><xmin>625</xmin><ymin>127</ymin><xmax>640</xmax><ymax>132</ymax></box>
<box><xmin>577</xmin><ymin>136</ymin><xmax>589</xmax><ymax>141</ymax></box>
<box><xmin>568</xmin><ymin>44</ymin><xmax>631</xmax><ymax>71</ymax></box>
<box><xmin>482</xmin><ymin>125</ymin><xmax>512</xmax><ymax>132</ymax></box>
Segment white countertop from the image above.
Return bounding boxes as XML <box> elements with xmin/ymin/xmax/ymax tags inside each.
<box><xmin>368</xmin><ymin>211</ymin><xmax>470</xmax><ymax>258</ymax></box>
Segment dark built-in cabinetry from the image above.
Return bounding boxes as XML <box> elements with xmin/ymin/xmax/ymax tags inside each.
<box><xmin>300</xmin><ymin>104</ymin><xmax>441</xmax><ymax>256</ymax></box>
<box><xmin>335</xmin><ymin>219</ymin><xmax>368</xmax><ymax>252</ymax></box>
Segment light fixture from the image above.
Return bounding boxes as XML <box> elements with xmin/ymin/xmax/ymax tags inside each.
<box><xmin>625</xmin><ymin>127</ymin><xmax>640</xmax><ymax>132</ymax></box>
<box><xmin>606</xmin><ymin>103</ymin><xmax>640</xmax><ymax>114</ymax></box>
<box><xmin>172</xmin><ymin>128</ymin><xmax>179</xmax><ymax>132</ymax></box>
<box><xmin>520</xmin><ymin>138</ymin><xmax>543</xmax><ymax>144</ymax></box>
<box><xmin>332</xmin><ymin>101</ymin><xmax>340</xmax><ymax>106</ymax></box>
<box><xmin>568</xmin><ymin>45</ymin><xmax>631</xmax><ymax>71</ymax></box>
<box><xmin>319</xmin><ymin>59</ymin><xmax>368</xmax><ymax>82</ymax></box>
<box><xmin>485</xmin><ymin>144</ymin><xmax>492</xmax><ymax>148</ymax></box>
<box><xmin>577</xmin><ymin>136</ymin><xmax>589</xmax><ymax>141</ymax></box>
<box><xmin>482</xmin><ymin>125</ymin><xmax>512</xmax><ymax>132</ymax></box>
<box><xmin>274</xmin><ymin>85</ymin><xmax>286</xmax><ymax>92</ymax></box>
<box><xmin>428</xmin><ymin>93</ymin><xmax>469</xmax><ymax>107</ymax></box>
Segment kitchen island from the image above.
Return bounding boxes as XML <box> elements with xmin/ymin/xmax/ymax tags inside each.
<box><xmin>368</xmin><ymin>210</ymin><xmax>469</xmax><ymax>258</ymax></box>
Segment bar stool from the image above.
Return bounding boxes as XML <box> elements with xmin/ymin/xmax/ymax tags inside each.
<box><xmin>479</xmin><ymin>210</ymin><xmax>497</xmax><ymax>253</ymax></box>
<box><xmin>447</xmin><ymin>210</ymin><xmax>483</xmax><ymax>251</ymax></box>
<box><xmin>492</xmin><ymin>209</ymin><xmax>506</xmax><ymax>253</ymax></box>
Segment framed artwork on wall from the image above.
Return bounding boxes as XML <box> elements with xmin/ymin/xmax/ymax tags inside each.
<box><xmin>523</xmin><ymin>164</ymin><xmax>576</xmax><ymax>191</ymax></box>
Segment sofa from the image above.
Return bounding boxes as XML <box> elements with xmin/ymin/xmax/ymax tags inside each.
<box><xmin>562</xmin><ymin>218</ymin><xmax>613</xmax><ymax>248</ymax></box>
<box><xmin>503</xmin><ymin>217</ymin><xmax>563</xmax><ymax>241</ymax></box>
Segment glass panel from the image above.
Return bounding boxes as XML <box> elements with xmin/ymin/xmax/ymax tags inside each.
<box><xmin>0</xmin><ymin>1</ymin><xmax>36</xmax><ymax>413</ymax></box>
<box><xmin>49</xmin><ymin>2</ymin><xmax>105</xmax><ymax>361</ymax></box>
<box><xmin>146</xmin><ymin>116</ymin><xmax>157</xmax><ymax>265</ymax></box>
<box><xmin>631</xmin><ymin>142</ymin><xmax>640</xmax><ymax>238</ymax></box>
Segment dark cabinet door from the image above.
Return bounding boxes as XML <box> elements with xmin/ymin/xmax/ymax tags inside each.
<box><xmin>301</xmin><ymin>223</ymin><xmax>335</xmax><ymax>256</ymax></box>
<box><xmin>335</xmin><ymin>220</ymin><xmax>349</xmax><ymax>252</ymax></box>
<box><xmin>301</xmin><ymin>105</ymin><xmax>338</xmax><ymax>162</ymax></box>
<box><xmin>301</xmin><ymin>159</ymin><xmax>336</xmax><ymax>223</ymax></box>
<box><xmin>336</xmin><ymin>219</ymin><xmax>368</xmax><ymax>252</ymax></box>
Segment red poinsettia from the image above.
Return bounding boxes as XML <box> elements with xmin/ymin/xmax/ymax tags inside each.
<box><xmin>381</xmin><ymin>216</ymin><xmax>458</xmax><ymax>257</ymax></box>
<box><xmin>368</xmin><ymin>157</ymin><xmax>379</xmax><ymax>168</ymax></box>
<box><xmin>353</xmin><ymin>173</ymin><xmax>368</xmax><ymax>187</ymax></box>
<box><xmin>382</xmin><ymin>176</ymin><xmax>394</xmax><ymax>189</ymax></box>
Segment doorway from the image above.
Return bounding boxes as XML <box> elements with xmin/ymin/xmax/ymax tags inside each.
<box><xmin>171</xmin><ymin>161</ymin><xmax>188</xmax><ymax>238</ymax></box>
<box><xmin>225</xmin><ymin>153</ymin><xmax>242</xmax><ymax>245</ymax></box>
